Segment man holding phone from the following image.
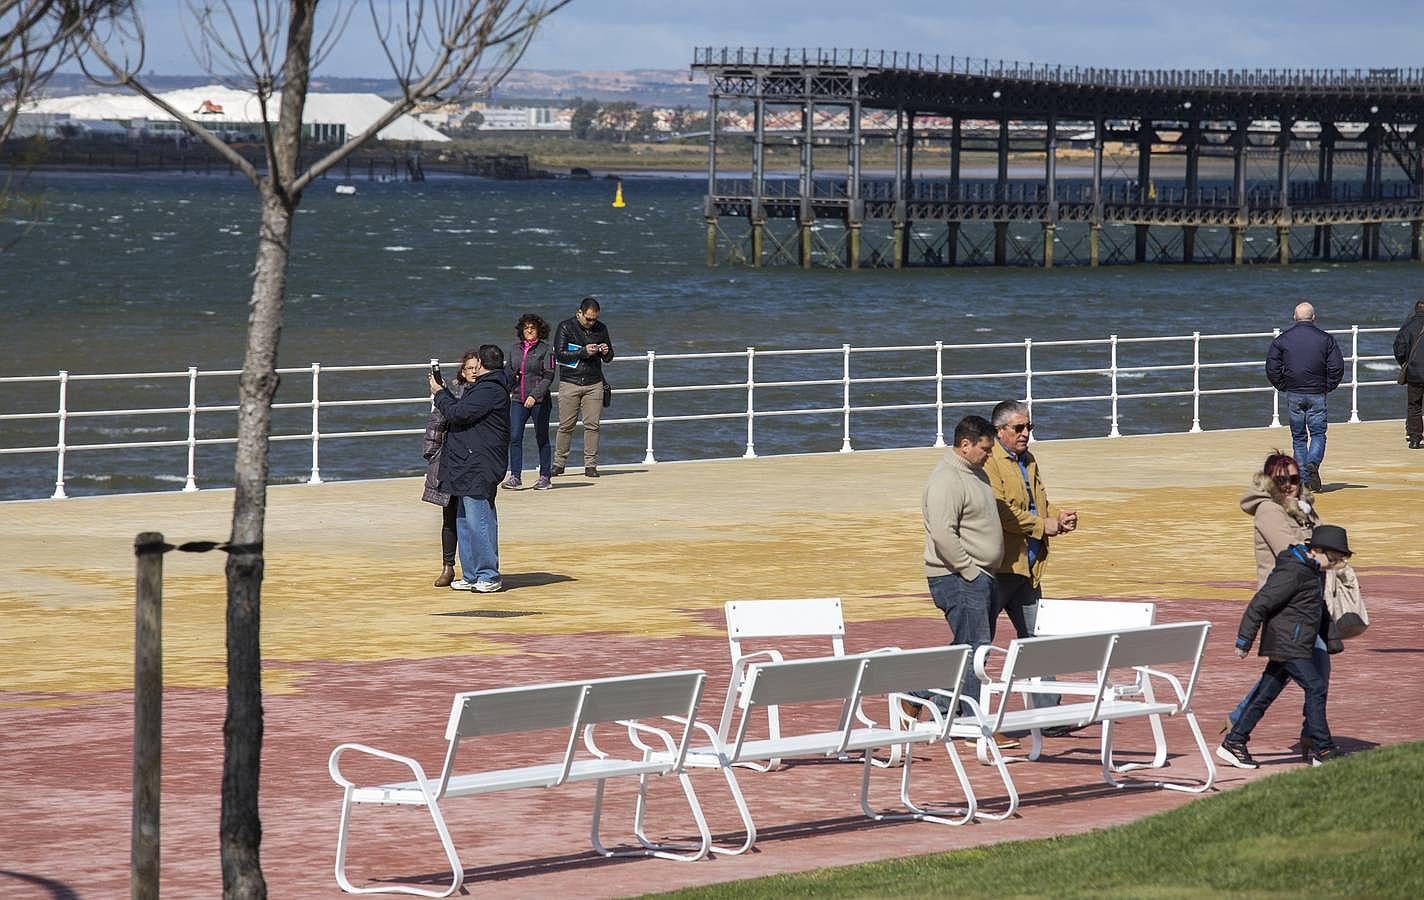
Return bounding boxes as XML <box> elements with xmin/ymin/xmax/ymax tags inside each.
<box><xmin>552</xmin><ymin>296</ymin><xmax>614</xmax><ymax>478</ymax></box>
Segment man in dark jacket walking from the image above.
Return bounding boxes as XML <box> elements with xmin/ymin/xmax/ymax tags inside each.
<box><xmin>1218</xmin><ymin>525</ymin><xmax>1352</xmax><ymax>770</ymax></box>
<box><xmin>1393</xmin><ymin>299</ymin><xmax>1424</xmax><ymax>449</ymax></box>
<box><xmin>429</xmin><ymin>345</ymin><xmax>512</xmax><ymax>592</ymax></box>
<box><xmin>552</xmin><ymin>296</ymin><xmax>614</xmax><ymax>477</ymax></box>
<box><xmin>1266</xmin><ymin>301</ymin><xmax>1344</xmax><ymax>491</ymax></box>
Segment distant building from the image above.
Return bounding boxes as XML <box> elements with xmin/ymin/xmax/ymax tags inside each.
<box><xmin>472</xmin><ymin>105</ymin><xmax>570</xmax><ymax>132</ymax></box>
<box><xmin>20</xmin><ymin>85</ymin><xmax>448</xmax><ymax>143</ymax></box>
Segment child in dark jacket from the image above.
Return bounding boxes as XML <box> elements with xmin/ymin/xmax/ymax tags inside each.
<box><xmin>1218</xmin><ymin>525</ymin><xmax>1352</xmax><ymax>770</ymax></box>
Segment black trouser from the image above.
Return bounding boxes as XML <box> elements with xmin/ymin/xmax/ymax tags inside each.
<box><xmin>1407</xmin><ymin>382</ymin><xmax>1423</xmax><ymax>442</ymax></box>
<box><xmin>440</xmin><ymin>499</ymin><xmax>459</xmax><ymax>566</ymax></box>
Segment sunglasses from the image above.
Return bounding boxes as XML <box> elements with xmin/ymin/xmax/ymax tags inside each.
<box><xmin>1274</xmin><ymin>473</ymin><xmax>1301</xmax><ymax>486</ymax></box>
<box><xmin>1006</xmin><ymin>422</ymin><xmax>1033</xmax><ymax>434</ymax></box>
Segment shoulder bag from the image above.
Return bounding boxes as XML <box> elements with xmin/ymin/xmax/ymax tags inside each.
<box><xmin>1324</xmin><ymin>563</ymin><xmax>1369</xmax><ymax>638</ymax></box>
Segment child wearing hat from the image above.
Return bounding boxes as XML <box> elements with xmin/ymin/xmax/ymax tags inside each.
<box><xmin>1218</xmin><ymin>524</ymin><xmax>1353</xmax><ymax>769</ymax></box>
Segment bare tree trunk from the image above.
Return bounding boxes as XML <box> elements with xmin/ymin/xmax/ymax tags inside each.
<box><xmin>222</xmin><ymin>184</ymin><xmax>293</xmax><ymax>900</ymax></box>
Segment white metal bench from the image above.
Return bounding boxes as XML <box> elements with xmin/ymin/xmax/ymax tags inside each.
<box><xmin>328</xmin><ymin>669</ymin><xmax>710</xmax><ymax>897</ymax></box>
<box><xmin>719</xmin><ymin>597</ymin><xmax>905</xmax><ymax>768</ymax></box>
<box><xmin>667</xmin><ymin>645</ymin><xmax>984</xmax><ymax>854</ymax></box>
<box><xmin>957</xmin><ymin>622</ymin><xmax>1217</xmax><ymax>818</ymax></box>
<box><xmin>999</xmin><ymin>598</ymin><xmax>1164</xmax><ymax>764</ymax></box>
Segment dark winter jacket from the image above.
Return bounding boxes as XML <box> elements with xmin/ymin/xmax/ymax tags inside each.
<box><xmin>1394</xmin><ymin>312</ymin><xmax>1424</xmax><ymax>384</ymax></box>
<box><xmin>506</xmin><ymin>339</ymin><xmax>555</xmax><ymax>403</ymax></box>
<box><xmin>1265</xmin><ymin>322</ymin><xmax>1344</xmax><ymax>395</ymax></box>
<box><xmin>433</xmin><ymin>368</ymin><xmax>511</xmax><ymax>500</ymax></box>
<box><xmin>553</xmin><ymin>316</ymin><xmax>614</xmax><ymax>386</ymax></box>
<box><xmin>421</xmin><ymin>381</ymin><xmax>465</xmax><ymax>506</ymax></box>
<box><xmin>1235</xmin><ymin>545</ymin><xmax>1344</xmax><ymax>661</ymax></box>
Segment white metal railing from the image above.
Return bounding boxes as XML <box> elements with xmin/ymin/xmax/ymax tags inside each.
<box><xmin>0</xmin><ymin>325</ymin><xmax>1400</xmax><ymax>500</ymax></box>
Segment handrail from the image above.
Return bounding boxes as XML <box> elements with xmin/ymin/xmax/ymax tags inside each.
<box><xmin>0</xmin><ymin>325</ymin><xmax>1401</xmax><ymax>501</ymax></box>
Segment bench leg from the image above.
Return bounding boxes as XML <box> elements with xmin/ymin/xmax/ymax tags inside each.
<box><xmin>858</xmin><ymin>740</ymin><xmax>975</xmax><ymax>826</ymax></box>
<box><xmin>1099</xmin><ymin>714</ymin><xmax>1216</xmax><ymax>793</ymax></box>
<box><xmin>333</xmin><ymin>787</ymin><xmax>463</xmax><ymax>898</ymax></box>
<box><xmin>968</xmin><ymin>737</ymin><xmax>1020</xmax><ymax>821</ymax></box>
<box><xmin>1101</xmin><ymin>712</ymin><xmax>1169</xmax><ymax>774</ymax></box>
<box><xmin>592</xmin><ymin>773</ymin><xmax>712</xmax><ymax>862</ymax></box>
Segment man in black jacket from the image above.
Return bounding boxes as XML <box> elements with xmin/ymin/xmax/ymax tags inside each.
<box><xmin>1393</xmin><ymin>299</ymin><xmax>1424</xmax><ymax>449</ymax></box>
<box><xmin>429</xmin><ymin>345</ymin><xmax>511</xmax><ymax>593</ymax></box>
<box><xmin>1218</xmin><ymin>525</ymin><xmax>1352</xmax><ymax>770</ymax></box>
<box><xmin>552</xmin><ymin>296</ymin><xmax>614</xmax><ymax>477</ymax></box>
<box><xmin>1266</xmin><ymin>302</ymin><xmax>1344</xmax><ymax>491</ymax></box>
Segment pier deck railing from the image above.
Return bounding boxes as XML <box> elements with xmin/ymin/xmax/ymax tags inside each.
<box><xmin>0</xmin><ymin>326</ymin><xmax>1400</xmax><ymax>500</ymax></box>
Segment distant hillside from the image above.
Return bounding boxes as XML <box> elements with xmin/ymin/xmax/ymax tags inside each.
<box><xmin>39</xmin><ymin>69</ymin><xmax>708</xmax><ymax>108</ymax></box>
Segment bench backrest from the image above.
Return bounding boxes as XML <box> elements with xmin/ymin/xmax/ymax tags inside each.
<box><xmin>438</xmin><ymin>670</ymin><xmax>707</xmax><ymax>792</ymax></box>
<box><xmin>1106</xmin><ymin>621</ymin><xmax>1212</xmax><ymax>708</ymax></box>
<box><xmin>725</xmin><ymin>597</ymin><xmax>846</xmax><ymax>661</ymax></box>
<box><xmin>1034</xmin><ymin>598</ymin><xmax>1155</xmax><ymax>636</ymax></box>
<box><xmin>730</xmin><ymin>655</ymin><xmax>864</xmax><ymax>757</ymax></box>
<box><xmin>857</xmin><ymin>645</ymin><xmax>970</xmax><ymax>730</ymax></box>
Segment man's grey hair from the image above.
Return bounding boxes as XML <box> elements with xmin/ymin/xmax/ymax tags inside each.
<box><xmin>1293</xmin><ymin>301</ymin><xmax>1316</xmax><ymax>322</ymax></box>
<box><xmin>991</xmin><ymin>399</ymin><xmax>1030</xmax><ymax>428</ymax></box>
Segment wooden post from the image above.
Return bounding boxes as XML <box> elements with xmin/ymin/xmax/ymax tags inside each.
<box><xmin>132</xmin><ymin>532</ymin><xmax>164</xmax><ymax>900</ymax></box>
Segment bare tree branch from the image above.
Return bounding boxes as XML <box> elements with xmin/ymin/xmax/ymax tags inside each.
<box><xmin>2</xmin><ymin>0</ymin><xmax>134</xmax><ymax>141</ymax></box>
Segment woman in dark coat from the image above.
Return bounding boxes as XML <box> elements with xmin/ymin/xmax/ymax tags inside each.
<box><xmin>421</xmin><ymin>350</ymin><xmax>472</xmax><ymax>587</ymax></box>
<box><xmin>502</xmin><ymin>313</ymin><xmax>556</xmax><ymax>490</ymax></box>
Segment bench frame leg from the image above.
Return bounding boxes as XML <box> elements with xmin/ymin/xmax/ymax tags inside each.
<box><xmin>858</xmin><ymin>739</ymin><xmax>976</xmax><ymax>826</ymax></box>
<box><xmin>332</xmin><ymin>785</ymin><xmax>463</xmax><ymax>899</ymax></box>
<box><xmin>1099</xmin><ymin>713</ymin><xmax>1217</xmax><ymax>794</ymax></box>
<box><xmin>593</xmin><ymin>772</ymin><xmax>712</xmax><ymax>861</ymax></box>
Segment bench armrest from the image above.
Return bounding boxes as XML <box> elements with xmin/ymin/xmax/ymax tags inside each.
<box><xmin>328</xmin><ymin>742</ymin><xmax>432</xmax><ymax>792</ymax></box>
<box><xmin>973</xmin><ymin>644</ymin><xmax>1008</xmax><ymax>682</ymax></box>
<box><xmin>718</xmin><ymin>650</ymin><xmax>785</xmax><ymax>740</ymax></box>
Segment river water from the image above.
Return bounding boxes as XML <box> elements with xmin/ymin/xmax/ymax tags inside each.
<box><xmin>0</xmin><ymin>171</ymin><xmax>1415</xmax><ymax>500</ymax></box>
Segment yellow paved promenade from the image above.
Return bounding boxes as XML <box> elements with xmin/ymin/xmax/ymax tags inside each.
<box><xmin>3</xmin><ymin>420</ymin><xmax>1419</xmax><ymax>696</ymax></box>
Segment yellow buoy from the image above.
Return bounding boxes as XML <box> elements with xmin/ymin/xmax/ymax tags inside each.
<box><xmin>611</xmin><ymin>180</ymin><xmax>626</xmax><ymax>208</ymax></box>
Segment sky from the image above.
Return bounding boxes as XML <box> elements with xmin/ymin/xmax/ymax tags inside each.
<box><xmin>124</xmin><ymin>1</ymin><xmax>1424</xmax><ymax>77</ymax></box>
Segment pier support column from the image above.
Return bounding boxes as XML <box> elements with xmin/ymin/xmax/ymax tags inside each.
<box><xmin>1089</xmin><ymin>224</ymin><xmax>1101</xmax><ymax>267</ymax></box>
<box><xmin>847</xmin><ymin>223</ymin><xmax>861</xmax><ymax>270</ymax></box>
<box><xmin>1183</xmin><ymin>226</ymin><xmax>1197</xmax><ymax>263</ymax></box>
<box><xmin>892</xmin><ymin>222</ymin><xmax>904</xmax><ymax>270</ymax></box>
<box><xmin>750</xmin><ymin>219</ymin><xmax>764</xmax><ymax>268</ymax></box>
<box><xmin>994</xmin><ymin>222</ymin><xmax>1008</xmax><ymax>266</ymax></box>
<box><xmin>1278</xmin><ymin>226</ymin><xmax>1291</xmax><ymax>265</ymax></box>
<box><xmin>946</xmin><ymin>222</ymin><xmax>960</xmax><ymax>266</ymax></box>
<box><xmin>1412</xmin><ymin>220</ymin><xmax>1423</xmax><ymax>261</ymax></box>
<box><xmin>799</xmin><ymin>220</ymin><xmax>814</xmax><ymax>269</ymax></box>
<box><xmin>1231</xmin><ymin>227</ymin><xmax>1245</xmax><ymax>265</ymax></box>
<box><xmin>1320</xmin><ymin>225</ymin><xmax>1333</xmax><ymax>260</ymax></box>
<box><xmin>1043</xmin><ymin>223</ymin><xmax>1055</xmax><ymax>268</ymax></box>
<box><xmin>705</xmin><ymin>218</ymin><xmax>717</xmax><ymax>267</ymax></box>
<box><xmin>1134</xmin><ymin>225</ymin><xmax>1149</xmax><ymax>263</ymax></box>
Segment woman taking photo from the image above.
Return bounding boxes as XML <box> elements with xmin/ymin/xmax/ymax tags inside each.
<box><xmin>421</xmin><ymin>350</ymin><xmax>474</xmax><ymax>587</ymax></box>
<box><xmin>503</xmin><ymin>313</ymin><xmax>556</xmax><ymax>490</ymax></box>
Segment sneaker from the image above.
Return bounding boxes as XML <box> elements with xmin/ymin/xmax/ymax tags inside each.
<box><xmin>550</xmin><ymin>465</ymin><xmax>565</xmax><ymax>477</ymax></box>
<box><xmin>449</xmin><ymin>579</ymin><xmax>476</xmax><ymax>592</ymax></box>
<box><xmin>1216</xmin><ymin>739</ymin><xmax>1259</xmax><ymax>769</ymax></box>
<box><xmin>501</xmin><ymin>475</ymin><xmax>521</xmax><ymax>490</ymax></box>
<box><xmin>473</xmin><ymin>579</ymin><xmax>503</xmax><ymax>593</ymax></box>
<box><xmin>533</xmin><ymin>476</ymin><xmax>551</xmax><ymax>490</ymax></box>
<box><xmin>1308</xmin><ymin>744</ymin><xmax>1346</xmax><ymax>767</ymax></box>
<box><xmin>584</xmin><ymin>466</ymin><xmax>599</xmax><ymax>478</ymax></box>
<box><xmin>1410</xmin><ymin>437</ymin><xmax>1423</xmax><ymax>450</ymax></box>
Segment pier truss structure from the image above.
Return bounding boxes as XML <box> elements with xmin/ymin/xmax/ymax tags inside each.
<box><xmin>691</xmin><ymin>48</ymin><xmax>1424</xmax><ymax>268</ymax></box>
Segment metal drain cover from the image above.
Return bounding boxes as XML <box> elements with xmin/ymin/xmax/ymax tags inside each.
<box><xmin>437</xmin><ymin>609</ymin><xmax>542</xmax><ymax>618</ymax></box>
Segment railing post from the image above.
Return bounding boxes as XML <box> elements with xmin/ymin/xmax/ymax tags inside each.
<box><xmin>1023</xmin><ymin>339</ymin><xmax>1034</xmax><ymax>440</ymax></box>
<box><xmin>1269</xmin><ymin>327</ymin><xmax>1283</xmax><ymax>427</ymax></box>
<box><xmin>933</xmin><ymin>340</ymin><xmax>946</xmax><ymax>447</ymax></box>
<box><xmin>1108</xmin><ymin>334</ymin><xmax>1121</xmax><ymax>437</ymax></box>
<box><xmin>51</xmin><ymin>370</ymin><xmax>69</xmax><ymax>499</ymax></box>
<box><xmin>1348</xmin><ymin>324</ymin><xmax>1361</xmax><ymax>423</ymax></box>
<box><xmin>307</xmin><ymin>362</ymin><xmax>323</xmax><ymax>485</ymax></box>
<box><xmin>840</xmin><ymin>343</ymin><xmax>853</xmax><ymax>452</ymax></box>
<box><xmin>1189</xmin><ymin>331</ymin><xmax>1203</xmax><ymax>433</ymax></box>
<box><xmin>643</xmin><ymin>350</ymin><xmax>657</xmax><ymax>464</ymax></box>
<box><xmin>743</xmin><ymin>347</ymin><xmax>757</xmax><ymax>459</ymax></box>
<box><xmin>183</xmin><ymin>366</ymin><xmax>199</xmax><ymax>492</ymax></box>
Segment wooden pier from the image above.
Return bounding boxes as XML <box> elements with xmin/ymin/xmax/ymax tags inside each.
<box><xmin>692</xmin><ymin>48</ymin><xmax>1424</xmax><ymax>268</ymax></box>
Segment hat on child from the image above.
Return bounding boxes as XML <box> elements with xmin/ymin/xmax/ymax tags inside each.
<box><xmin>1307</xmin><ymin>524</ymin><xmax>1352</xmax><ymax>557</ymax></box>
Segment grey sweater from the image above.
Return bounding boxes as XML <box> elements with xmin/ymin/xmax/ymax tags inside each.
<box><xmin>923</xmin><ymin>451</ymin><xmax>1005</xmax><ymax>581</ymax></box>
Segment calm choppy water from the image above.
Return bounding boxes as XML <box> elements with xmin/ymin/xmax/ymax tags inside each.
<box><xmin>0</xmin><ymin>171</ymin><xmax>1416</xmax><ymax>500</ymax></box>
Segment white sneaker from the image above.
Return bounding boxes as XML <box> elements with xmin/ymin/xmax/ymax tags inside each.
<box><xmin>449</xmin><ymin>579</ymin><xmax>476</xmax><ymax>591</ymax></box>
<box><xmin>473</xmin><ymin>579</ymin><xmax>503</xmax><ymax>593</ymax></box>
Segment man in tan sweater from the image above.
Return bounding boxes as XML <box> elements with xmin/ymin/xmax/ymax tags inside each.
<box><xmin>920</xmin><ymin>414</ymin><xmax>1005</xmax><ymax>716</ymax></box>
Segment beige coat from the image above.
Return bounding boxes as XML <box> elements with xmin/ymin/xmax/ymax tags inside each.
<box><xmin>923</xmin><ymin>451</ymin><xmax>1004</xmax><ymax>581</ymax></box>
<box><xmin>983</xmin><ymin>441</ymin><xmax>1060</xmax><ymax>586</ymax></box>
<box><xmin>1239</xmin><ymin>471</ymin><xmax>1319</xmax><ymax>587</ymax></box>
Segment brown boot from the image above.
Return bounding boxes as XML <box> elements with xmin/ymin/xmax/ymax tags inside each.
<box><xmin>433</xmin><ymin>565</ymin><xmax>455</xmax><ymax>588</ymax></box>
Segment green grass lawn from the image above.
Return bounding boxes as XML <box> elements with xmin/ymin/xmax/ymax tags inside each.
<box><xmin>644</xmin><ymin>741</ymin><xmax>1424</xmax><ymax>899</ymax></box>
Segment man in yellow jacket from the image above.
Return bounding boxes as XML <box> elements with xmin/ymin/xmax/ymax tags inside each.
<box><xmin>984</xmin><ymin>400</ymin><xmax>1079</xmax><ymax>642</ymax></box>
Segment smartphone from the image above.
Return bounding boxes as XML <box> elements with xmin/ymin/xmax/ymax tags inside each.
<box><xmin>431</xmin><ymin>363</ymin><xmax>444</xmax><ymax>386</ymax></box>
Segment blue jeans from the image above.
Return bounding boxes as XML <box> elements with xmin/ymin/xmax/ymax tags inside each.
<box><xmin>995</xmin><ymin>573</ymin><xmax>1058</xmax><ymax>707</ymax></box>
<box><xmin>455</xmin><ymin>495</ymin><xmax>499</xmax><ymax>584</ymax></box>
<box><xmin>1227</xmin><ymin>654</ymin><xmax>1334</xmax><ymax>751</ymax></box>
<box><xmin>921</xmin><ymin>571</ymin><xmax>998</xmax><ymax>715</ymax></box>
<box><xmin>1285</xmin><ymin>391</ymin><xmax>1328</xmax><ymax>476</ymax></box>
<box><xmin>509</xmin><ymin>398</ymin><xmax>552</xmax><ymax>478</ymax></box>
<box><xmin>1228</xmin><ymin>636</ymin><xmax>1330</xmax><ymax>739</ymax></box>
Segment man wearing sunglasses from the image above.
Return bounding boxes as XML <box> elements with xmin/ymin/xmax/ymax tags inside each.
<box><xmin>984</xmin><ymin>400</ymin><xmax>1079</xmax><ymax>717</ymax></box>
